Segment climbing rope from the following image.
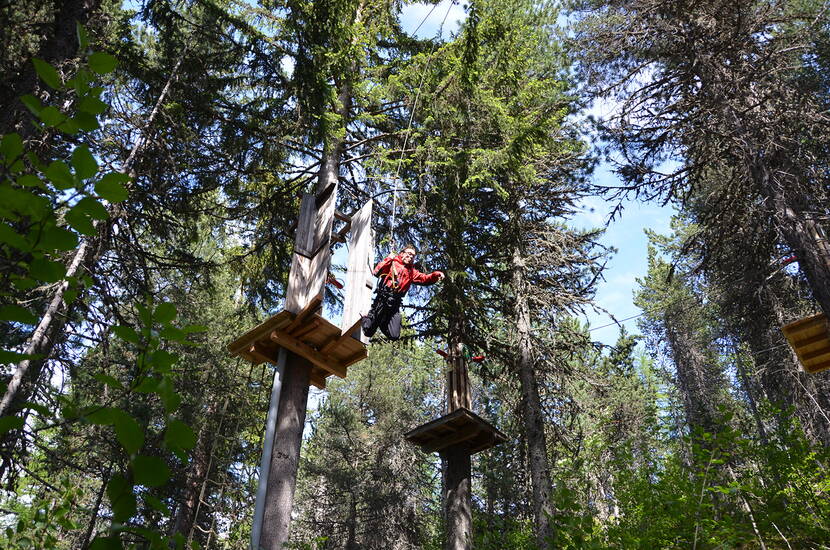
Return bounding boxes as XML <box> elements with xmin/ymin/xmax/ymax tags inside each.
<box><xmin>388</xmin><ymin>0</ymin><xmax>457</xmax><ymax>248</ymax></box>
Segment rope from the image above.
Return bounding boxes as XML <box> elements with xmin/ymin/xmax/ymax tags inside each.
<box><xmin>388</xmin><ymin>0</ymin><xmax>457</xmax><ymax>248</ymax></box>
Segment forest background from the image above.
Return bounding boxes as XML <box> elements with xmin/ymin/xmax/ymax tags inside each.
<box><xmin>1</xmin><ymin>0</ymin><xmax>830</xmax><ymax>549</ymax></box>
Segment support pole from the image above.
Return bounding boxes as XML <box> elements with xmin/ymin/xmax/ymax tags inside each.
<box><xmin>250</xmin><ymin>348</ymin><xmax>286</xmax><ymax>550</ymax></box>
<box><xmin>442</xmin><ymin>446</ymin><xmax>472</xmax><ymax>550</ymax></box>
<box><xmin>443</xmin><ymin>342</ymin><xmax>473</xmax><ymax>550</ymax></box>
<box><xmin>259</xmin><ymin>352</ymin><xmax>312</xmax><ymax>550</ymax></box>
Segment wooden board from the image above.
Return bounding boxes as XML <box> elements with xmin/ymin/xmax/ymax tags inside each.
<box><xmin>404</xmin><ymin>407</ymin><xmax>506</xmax><ymax>455</ymax></box>
<box><xmin>227</xmin><ymin>307</ymin><xmax>367</xmax><ymax>389</ymax></box>
<box><xmin>782</xmin><ymin>313</ymin><xmax>830</xmax><ymax>374</ymax></box>
<box><xmin>341</xmin><ymin>199</ymin><xmax>374</xmax><ymax>344</ymax></box>
<box><xmin>285</xmin><ymin>184</ymin><xmax>338</xmax><ymax>314</ymax></box>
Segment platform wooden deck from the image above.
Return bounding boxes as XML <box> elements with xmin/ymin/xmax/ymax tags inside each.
<box><xmin>227</xmin><ymin>297</ymin><xmax>367</xmax><ymax>389</ymax></box>
<box><xmin>404</xmin><ymin>408</ymin><xmax>506</xmax><ymax>455</ymax></box>
<box><xmin>782</xmin><ymin>312</ymin><xmax>830</xmax><ymax>374</ymax></box>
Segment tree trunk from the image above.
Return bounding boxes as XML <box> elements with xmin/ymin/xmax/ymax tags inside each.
<box><xmin>442</xmin><ymin>446</ymin><xmax>472</xmax><ymax>550</ymax></box>
<box><xmin>0</xmin><ymin>0</ymin><xmax>101</xmax><ymax>137</ymax></box>
<box><xmin>752</xmin><ymin>157</ymin><xmax>830</xmax><ymax>322</ymax></box>
<box><xmin>171</xmin><ymin>398</ymin><xmax>223</xmax><ymax>541</ymax></box>
<box><xmin>512</xmin><ymin>248</ymin><xmax>555</xmax><ymax>549</ymax></box>
<box><xmin>259</xmin><ymin>353</ymin><xmax>311</xmax><ymax>550</ymax></box>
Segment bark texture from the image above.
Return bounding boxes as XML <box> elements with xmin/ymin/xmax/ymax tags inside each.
<box><xmin>512</xmin><ymin>248</ymin><xmax>554</xmax><ymax>549</ymax></box>
<box><xmin>442</xmin><ymin>447</ymin><xmax>472</xmax><ymax>550</ymax></box>
<box><xmin>259</xmin><ymin>353</ymin><xmax>311</xmax><ymax>550</ymax></box>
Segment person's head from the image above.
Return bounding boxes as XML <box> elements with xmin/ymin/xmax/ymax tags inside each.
<box><xmin>399</xmin><ymin>244</ymin><xmax>417</xmax><ymax>264</ymax></box>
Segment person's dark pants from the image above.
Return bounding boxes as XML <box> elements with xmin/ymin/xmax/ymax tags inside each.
<box><xmin>362</xmin><ymin>286</ymin><xmax>403</xmax><ymax>340</ymax></box>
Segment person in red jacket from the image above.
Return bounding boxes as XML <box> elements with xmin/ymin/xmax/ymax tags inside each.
<box><xmin>362</xmin><ymin>244</ymin><xmax>444</xmax><ymax>340</ymax></box>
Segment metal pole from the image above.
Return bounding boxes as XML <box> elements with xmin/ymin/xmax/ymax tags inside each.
<box><xmin>250</xmin><ymin>347</ymin><xmax>287</xmax><ymax>550</ymax></box>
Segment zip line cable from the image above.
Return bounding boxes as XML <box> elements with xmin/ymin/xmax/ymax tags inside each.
<box><xmin>388</xmin><ymin>0</ymin><xmax>456</xmax><ymax>248</ymax></box>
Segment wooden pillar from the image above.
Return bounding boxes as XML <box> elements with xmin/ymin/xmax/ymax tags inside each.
<box><xmin>443</xmin><ymin>342</ymin><xmax>473</xmax><ymax>550</ymax></box>
<box><xmin>259</xmin><ymin>352</ymin><xmax>311</xmax><ymax>549</ymax></box>
<box><xmin>442</xmin><ymin>446</ymin><xmax>472</xmax><ymax>550</ymax></box>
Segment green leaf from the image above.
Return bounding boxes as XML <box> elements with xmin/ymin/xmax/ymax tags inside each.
<box><xmin>90</xmin><ymin>536</ymin><xmax>124</xmax><ymax>550</ymax></box>
<box><xmin>71</xmin><ymin>111</ymin><xmax>99</xmax><ymax>131</ymax></box>
<box><xmin>39</xmin><ymin>106</ymin><xmax>65</xmax><ymax>127</ymax></box>
<box><xmin>183</xmin><ymin>324</ymin><xmax>209</xmax><ymax>333</ymax></box>
<box><xmin>71</xmin><ymin>145</ymin><xmax>98</xmax><ymax>180</ymax></box>
<box><xmin>45</xmin><ymin>160</ymin><xmax>75</xmax><ymax>189</ymax></box>
<box><xmin>16</xmin><ymin>174</ymin><xmax>42</xmax><ymax>188</ymax></box>
<box><xmin>0</xmin><ymin>223</ymin><xmax>27</xmax><ymax>250</ymax></box>
<box><xmin>159</xmin><ymin>325</ymin><xmax>186</xmax><ymax>342</ymax></box>
<box><xmin>65</xmin><ymin>206</ymin><xmax>96</xmax><ymax>236</ymax></box>
<box><xmin>133</xmin><ymin>376</ymin><xmax>160</xmax><ymax>393</ymax></box>
<box><xmin>143</xmin><ymin>494</ymin><xmax>169</xmax><ymax>515</ymax></box>
<box><xmin>112</xmin><ymin>325</ymin><xmax>140</xmax><ymax>344</ymax></box>
<box><xmin>58</xmin><ymin>117</ymin><xmax>81</xmax><ymax>135</ymax></box>
<box><xmin>85</xmin><ymin>406</ymin><xmax>117</xmax><ymax>425</ymax></box>
<box><xmin>164</xmin><ymin>420</ymin><xmax>196</xmax><ymax>450</ymax></box>
<box><xmin>32</xmin><ymin>58</ymin><xmax>61</xmax><ymax>89</ymax></box>
<box><xmin>0</xmin><ymin>305</ymin><xmax>37</xmax><ymax>324</ymax></box>
<box><xmin>0</xmin><ymin>183</ymin><xmax>50</xmax><ymax>219</ymax></box>
<box><xmin>154</xmin><ymin>302</ymin><xmax>177</xmax><ymax>323</ymax></box>
<box><xmin>63</xmin><ymin>289</ymin><xmax>78</xmax><ymax>305</ymax></box>
<box><xmin>41</xmin><ymin>225</ymin><xmax>79</xmax><ymax>251</ymax></box>
<box><xmin>131</xmin><ymin>455</ymin><xmax>170</xmax><ymax>487</ymax></box>
<box><xmin>12</xmin><ymin>277</ymin><xmax>37</xmax><ymax>291</ymax></box>
<box><xmin>93</xmin><ymin>373</ymin><xmax>124</xmax><ymax>391</ymax></box>
<box><xmin>20</xmin><ymin>94</ymin><xmax>43</xmax><ymax>115</ymax></box>
<box><xmin>157</xmin><ymin>377</ymin><xmax>182</xmax><ymax>413</ymax></box>
<box><xmin>88</xmin><ymin>52</ymin><xmax>117</xmax><ymax>74</ymax></box>
<box><xmin>1</xmin><ymin>134</ymin><xmax>23</xmax><ymax>165</ymax></box>
<box><xmin>149</xmin><ymin>350</ymin><xmax>178</xmax><ymax>373</ymax></box>
<box><xmin>23</xmin><ymin>401</ymin><xmax>50</xmax><ymax>417</ymax></box>
<box><xmin>0</xmin><ymin>349</ymin><xmax>38</xmax><ymax>363</ymax></box>
<box><xmin>95</xmin><ymin>173</ymin><xmax>129</xmax><ymax>203</ymax></box>
<box><xmin>112</xmin><ymin>410</ymin><xmax>144</xmax><ymax>455</ymax></box>
<box><xmin>78</xmin><ymin>96</ymin><xmax>107</xmax><ymax>115</ymax></box>
<box><xmin>137</xmin><ymin>303</ymin><xmax>152</xmax><ymax>327</ymax></box>
<box><xmin>107</xmin><ymin>474</ymin><xmax>136</xmax><ymax>524</ymax></box>
<box><xmin>29</xmin><ymin>257</ymin><xmax>66</xmax><ymax>282</ymax></box>
<box><xmin>74</xmin><ymin>197</ymin><xmax>109</xmax><ymax>220</ymax></box>
<box><xmin>0</xmin><ymin>416</ymin><xmax>24</xmax><ymax>436</ymax></box>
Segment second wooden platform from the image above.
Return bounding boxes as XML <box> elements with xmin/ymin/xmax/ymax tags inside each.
<box><xmin>782</xmin><ymin>312</ymin><xmax>830</xmax><ymax>374</ymax></box>
<box><xmin>404</xmin><ymin>408</ymin><xmax>506</xmax><ymax>455</ymax></box>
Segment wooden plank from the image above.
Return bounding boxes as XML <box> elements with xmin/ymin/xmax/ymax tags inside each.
<box><xmin>782</xmin><ymin>313</ymin><xmax>826</xmax><ymax>334</ymax></box>
<box><xmin>283</xmin><ymin>294</ymin><xmax>323</xmax><ymax>335</ymax></box>
<box><xmin>270</xmin><ymin>330</ymin><xmax>347</xmax><ymax>378</ymax></box>
<box><xmin>425</xmin><ymin>426</ymin><xmax>482</xmax><ymax>453</ymax></box>
<box><xmin>334</xmin><ymin>209</ymin><xmax>351</xmax><ymax>223</ymax></box>
<box><xmin>248</xmin><ymin>343</ymin><xmax>279</xmax><ymax>365</ymax></box>
<box><xmin>291</xmin><ymin>319</ymin><xmax>321</xmax><ymax>341</ymax></box>
<box><xmin>790</xmin><ymin>331</ymin><xmax>830</xmax><ymax>349</ymax></box>
<box><xmin>293</xmin><ymin>193</ymin><xmax>317</xmax><ymax>258</ymax></box>
<box><xmin>312</xmin><ymin>182</ymin><xmax>338</xmax><ymax>256</ymax></box>
<box><xmin>800</xmin><ymin>344</ymin><xmax>830</xmax><ymax>362</ymax></box>
<box><xmin>804</xmin><ymin>358</ymin><xmax>830</xmax><ymax>373</ymax></box>
<box><xmin>340</xmin><ymin>349</ymin><xmax>368</xmax><ymax>368</ymax></box>
<box><xmin>227</xmin><ymin>311</ymin><xmax>294</xmax><ymax>355</ymax></box>
<box><xmin>309</xmin><ymin>369</ymin><xmax>327</xmax><ymax>389</ymax></box>
<box><xmin>341</xmin><ymin>199</ymin><xmax>374</xmax><ymax>343</ymax></box>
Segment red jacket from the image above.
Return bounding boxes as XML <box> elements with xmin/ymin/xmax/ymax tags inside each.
<box><xmin>374</xmin><ymin>254</ymin><xmax>442</xmax><ymax>294</ymax></box>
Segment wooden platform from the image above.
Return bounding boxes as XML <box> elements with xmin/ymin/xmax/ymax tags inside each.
<box><xmin>227</xmin><ymin>298</ymin><xmax>367</xmax><ymax>389</ymax></box>
<box><xmin>404</xmin><ymin>408</ymin><xmax>506</xmax><ymax>455</ymax></box>
<box><xmin>782</xmin><ymin>313</ymin><xmax>830</xmax><ymax>374</ymax></box>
